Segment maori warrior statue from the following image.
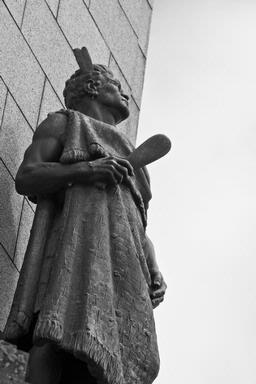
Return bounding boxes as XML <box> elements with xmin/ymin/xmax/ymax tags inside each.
<box><xmin>4</xmin><ymin>47</ymin><xmax>170</xmax><ymax>384</ymax></box>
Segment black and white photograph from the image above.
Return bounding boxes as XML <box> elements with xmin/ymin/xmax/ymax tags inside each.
<box><xmin>0</xmin><ymin>1</ymin><xmax>255</xmax><ymax>383</ymax></box>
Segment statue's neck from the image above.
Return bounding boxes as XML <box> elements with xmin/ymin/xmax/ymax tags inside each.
<box><xmin>75</xmin><ymin>101</ymin><xmax>117</xmax><ymax>126</ymax></box>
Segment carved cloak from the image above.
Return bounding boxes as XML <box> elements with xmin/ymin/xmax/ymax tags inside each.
<box><xmin>4</xmin><ymin>110</ymin><xmax>160</xmax><ymax>384</ymax></box>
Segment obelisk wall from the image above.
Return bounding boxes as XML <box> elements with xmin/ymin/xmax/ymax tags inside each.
<box><xmin>0</xmin><ymin>0</ymin><xmax>153</xmax><ymax>331</ymax></box>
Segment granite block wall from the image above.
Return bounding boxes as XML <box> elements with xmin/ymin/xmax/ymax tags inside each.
<box><xmin>0</xmin><ymin>0</ymin><xmax>153</xmax><ymax>331</ymax></box>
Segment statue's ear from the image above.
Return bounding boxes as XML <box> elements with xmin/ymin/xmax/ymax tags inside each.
<box><xmin>85</xmin><ymin>79</ymin><xmax>100</xmax><ymax>98</ymax></box>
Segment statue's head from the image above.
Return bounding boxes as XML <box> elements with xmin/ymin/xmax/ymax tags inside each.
<box><xmin>63</xmin><ymin>48</ymin><xmax>130</xmax><ymax>124</ymax></box>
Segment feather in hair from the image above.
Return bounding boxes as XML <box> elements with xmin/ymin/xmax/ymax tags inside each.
<box><xmin>73</xmin><ymin>47</ymin><xmax>93</xmax><ymax>73</ymax></box>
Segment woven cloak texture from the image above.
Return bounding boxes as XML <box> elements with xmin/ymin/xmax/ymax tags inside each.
<box><xmin>4</xmin><ymin>110</ymin><xmax>160</xmax><ymax>384</ymax></box>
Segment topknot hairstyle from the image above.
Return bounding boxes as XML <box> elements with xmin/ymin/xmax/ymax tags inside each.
<box><xmin>63</xmin><ymin>46</ymin><xmax>115</xmax><ymax>109</ymax></box>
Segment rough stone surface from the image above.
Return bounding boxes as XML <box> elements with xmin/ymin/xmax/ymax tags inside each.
<box><xmin>58</xmin><ymin>0</ymin><xmax>110</xmax><ymax>65</ymax></box>
<box><xmin>45</xmin><ymin>0</ymin><xmax>60</xmax><ymax>16</ymax></box>
<box><xmin>109</xmin><ymin>56</ymin><xmax>139</xmax><ymax>143</ymax></box>
<box><xmin>3</xmin><ymin>0</ymin><xmax>26</xmax><ymax>27</ymax></box>
<box><xmin>82</xmin><ymin>0</ymin><xmax>90</xmax><ymax>7</ymax></box>
<box><xmin>119</xmin><ymin>0</ymin><xmax>152</xmax><ymax>53</ymax></box>
<box><xmin>89</xmin><ymin>0</ymin><xmax>146</xmax><ymax>106</ymax></box>
<box><xmin>0</xmin><ymin>2</ymin><xmax>45</xmax><ymax>128</ymax></box>
<box><xmin>0</xmin><ymin>94</ymin><xmax>33</xmax><ymax>178</ymax></box>
<box><xmin>0</xmin><ymin>340</ymin><xmax>28</xmax><ymax>383</ymax></box>
<box><xmin>0</xmin><ymin>374</ymin><xmax>27</xmax><ymax>383</ymax></box>
<box><xmin>22</xmin><ymin>0</ymin><xmax>76</xmax><ymax>103</ymax></box>
<box><xmin>38</xmin><ymin>79</ymin><xmax>63</xmax><ymax>125</ymax></box>
<box><xmin>0</xmin><ymin>162</ymin><xmax>23</xmax><ymax>258</ymax></box>
<box><xmin>0</xmin><ymin>246</ymin><xmax>19</xmax><ymax>331</ymax></box>
<box><xmin>129</xmin><ymin>51</ymin><xmax>146</xmax><ymax>109</ymax></box>
<box><xmin>119</xmin><ymin>96</ymin><xmax>140</xmax><ymax>145</ymax></box>
<box><xmin>109</xmin><ymin>55</ymin><xmax>131</xmax><ymax>96</ymax></box>
<box><xmin>0</xmin><ymin>78</ymin><xmax>7</xmax><ymax>126</ymax></box>
<box><xmin>25</xmin><ymin>198</ymin><xmax>36</xmax><ymax>213</ymax></box>
<box><xmin>14</xmin><ymin>200</ymin><xmax>34</xmax><ymax>272</ymax></box>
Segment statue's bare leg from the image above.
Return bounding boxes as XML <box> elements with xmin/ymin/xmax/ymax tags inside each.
<box><xmin>61</xmin><ymin>352</ymin><xmax>98</xmax><ymax>384</ymax></box>
<box><xmin>26</xmin><ymin>343</ymin><xmax>63</xmax><ymax>384</ymax></box>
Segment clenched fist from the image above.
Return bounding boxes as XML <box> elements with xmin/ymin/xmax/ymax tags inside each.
<box><xmin>86</xmin><ymin>156</ymin><xmax>134</xmax><ymax>186</ymax></box>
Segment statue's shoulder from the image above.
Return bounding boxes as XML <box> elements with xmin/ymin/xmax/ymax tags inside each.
<box><xmin>34</xmin><ymin>110</ymin><xmax>68</xmax><ymax>141</ymax></box>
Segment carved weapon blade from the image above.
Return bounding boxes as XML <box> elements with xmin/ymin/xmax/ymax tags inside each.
<box><xmin>127</xmin><ymin>134</ymin><xmax>171</xmax><ymax>169</ymax></box>
<box><xmin>73</xmin><ymin>47</ymin><xmax>93</xmax><ymax>73</ymax></box>
<box><xmin>95</xmin><ymin>135</ymin><xmax>171</xmax><ymax>190</ymax></box>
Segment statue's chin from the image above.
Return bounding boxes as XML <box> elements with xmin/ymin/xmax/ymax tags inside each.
<box><xmin>117</xmin><ymin>107</ymin><xmax>130</xmax><ymax>124</ymax></box>
<box><xmin>116</xmin><ymin>115</ymin><xmax>129</xmax><ymax>125</ymax></box>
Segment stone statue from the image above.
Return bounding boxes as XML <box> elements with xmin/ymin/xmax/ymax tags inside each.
<box><xmin>4</xmin><ymin>47</ymin><xmax>170</xmax><ymax>384</ymax></box>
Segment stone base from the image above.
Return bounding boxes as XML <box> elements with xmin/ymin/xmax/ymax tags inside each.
<box><xmin>0</xmin><ymin>340</ymin><xmax>29</xmax><ymax>383</ymax></box>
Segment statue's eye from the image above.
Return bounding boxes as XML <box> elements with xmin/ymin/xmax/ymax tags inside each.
<box><xmin>111</xmin><ymin>80</ymin><xmax>121</xmax><ymax>90</ymax></box>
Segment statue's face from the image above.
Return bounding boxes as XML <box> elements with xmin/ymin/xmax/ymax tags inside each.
<box><xmin>96</xmin><ymin>76</ymin><xmax>130</xmax><ymax>124</ymax></box>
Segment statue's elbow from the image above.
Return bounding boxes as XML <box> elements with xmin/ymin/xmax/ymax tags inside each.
<box><xmin>15</xmin><ymin>165</ymin><xmax>33</xmax><ymax>195</ymax></box>
<box><xmin>15</xmin><ymin>174</ymin><xmax>26</xmax><ymax>195</ymax></box>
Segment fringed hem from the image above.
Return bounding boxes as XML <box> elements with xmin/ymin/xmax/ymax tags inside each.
<box><xmin>34</xmin><ymin>317</ymin><xmax>63</xmax><ymax>343</ymax></box>
<box><xmin>34</xmin><ymin>318</ymin><xmax>125</xmax><ymax>384</ymax></box>
<box><xmin>60</xmin><ymin>149</ymin><xmax>89</xmax><ymax>163</ymax></box>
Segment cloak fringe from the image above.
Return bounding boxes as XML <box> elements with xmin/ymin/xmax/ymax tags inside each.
<box><xmin>61</xmin><ymin>149</ymin><xmax>89</xmax><ymax>163</ymax></box>
<box><xmin>34</xmin><ymin>317</ymin><xmax>63</xmax><ymax>342</ymax></box>
<box><xmin>34</xmin><ymin>318</ymin><xmax>125</xmax><ymax>384</ymax></box>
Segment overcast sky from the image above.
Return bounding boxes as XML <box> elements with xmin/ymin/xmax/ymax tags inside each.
<box><xmin>137</xmin><ymin>1</ymin><xmax>256</xmax><ymax>383</ymax></box>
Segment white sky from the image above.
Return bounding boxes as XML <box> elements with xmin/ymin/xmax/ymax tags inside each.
<box><xmin>137</xmin><ymin>1</ymin><xmax>256</xmax><ymax>383</ymax></box>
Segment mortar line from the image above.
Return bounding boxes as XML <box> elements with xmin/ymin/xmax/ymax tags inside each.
<box><xmin>0</xmin><ymin>242</ymin><xmax>19</xmax><ymax>273</ymax></box>
<box><xmin>0</xmin><ymin>157</ymin><xmax>15</xmax><ymax>181</ymax></box>
<box><xmin>56</xmin><ymin>0</ymin><xmax>61</xmax><ymax>19</ymax></box>
<box><xmin>84</xmin><ymin>3</ymin><xmax>143</xmax><ymax>107</ymax></box>
<box><xmin>0</xmin><ymin>86</ymin><xmax>8</xmax><ymax>132</ymax></box>
<box><xmin>146</xmin><ymin>0</ymin><xmax>153</xmax><ymax>10</ymax></box>
<box><xmin>13</xmin><ymin>197</ymin><xmax>25</xmax><ymax>263</ymax></box>
<box><xmin>25</xmin><ymin>197</ymin><xmax>36</xmax><ymax>213</ymax></box>
<box><xmin>3</xmin><ymin>1</ymin><xmax>65</xmax><ymax>110</ymax></box>
<box><xmin>20</xmin><ymin>0</ymin><xmax>27</xmax><ymax>29</ymax></box>
<box><xmin>0</xmin><ymin>77</ymin><xmax>35</xmax><ymax>133</ymax></box>
<box><xmin>117</xmin><ymin>0</ymin><xmax>139</xmax><ymax>40</ymax></box>
<box><xmin>35</xmin><ymin>76</ymin><xmax>47</xmax><ymax>128</ymax></box>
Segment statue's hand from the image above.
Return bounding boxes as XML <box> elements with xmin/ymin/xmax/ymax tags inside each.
<box><xmin>87</xmin><ymin>156</ymin><xmax>134</xmax><ymax>185</ymax></box>
<box><xmin>150</xmin><ymin>270</ymin><xmax>167</xmax><ymax>309</ymax></box>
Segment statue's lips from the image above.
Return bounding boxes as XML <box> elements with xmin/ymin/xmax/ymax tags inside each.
<box><xmin>121</xmin><ymin>97</ymin><xmax>129</xmax><ymax>105</ymax></box>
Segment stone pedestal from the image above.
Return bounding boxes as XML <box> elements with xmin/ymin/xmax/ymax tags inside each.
<box><xmin>0</xmin><ymin>340</ymin><xmax>29</xmax><ymax>383</ymax></box>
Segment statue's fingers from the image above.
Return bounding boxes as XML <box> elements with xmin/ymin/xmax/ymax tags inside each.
<box><xmin>115</xmin><ymin>157</ymin><xmax>134</xmax><ymax>176</ymax></box>
<box><xmin>112</xmin><ymin>162</ymin><xmax>129</xmax><ymax>179</ymax></box>
<box><xmin>152</xmin><ymin>272</ymin><xmax>163</xmax><ymax>288</ymax></box>
<box><xmin>152</xmin><ymin>296</ymin><xmax>164</xmax><ymax>308</ymax></box>
<box><xmin>151</xmin><ymin>287</ymin><xmax>166</xmax><ymax>299</ymax></box>
<box><xmin>105</xmin><ymin>168</ymin><xmax>122</xmax><ymax>184</ymax></box>
<box><xmin>110</xmin><ymin>167</ymin><xmax>123</xmax><ymax>184</ymax></box>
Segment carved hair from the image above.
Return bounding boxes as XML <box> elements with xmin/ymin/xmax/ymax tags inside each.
<box><xmin>63</xmin><ymin>64</ymin><xmax>114</xmax><ymax>109</ymax></box>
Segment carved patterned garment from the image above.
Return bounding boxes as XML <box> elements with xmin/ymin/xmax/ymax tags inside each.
<box><xmin>4</xmin><ymin>110</ymin><xmax>160</xmax><ymax>384</ymax></box>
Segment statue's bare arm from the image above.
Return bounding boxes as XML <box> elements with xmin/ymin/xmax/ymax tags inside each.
<box><xmin>144</xmin><ymin>234</ymin><xmax>167</xmax><ymax>308</ymax></box>
<box><xmin>16</xmin><ymin>113</ymin><xmax>134</xmax><ymax>196</ymax></box>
